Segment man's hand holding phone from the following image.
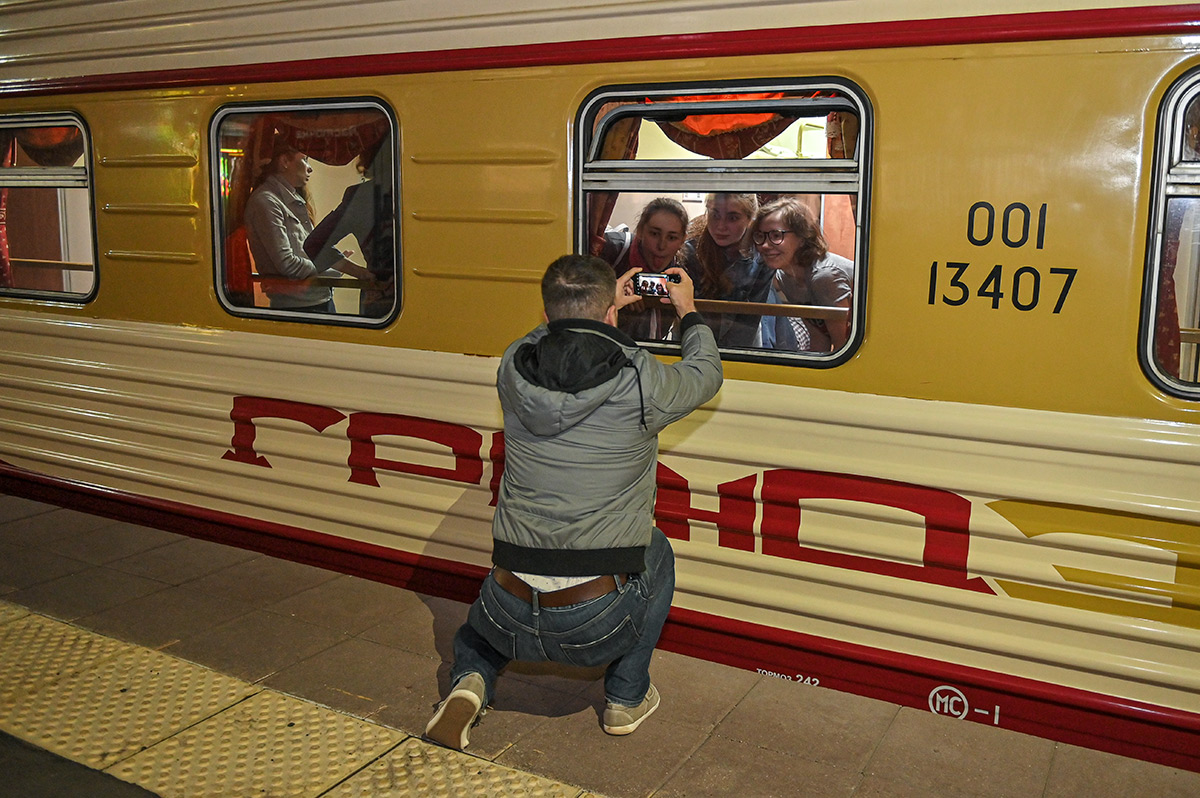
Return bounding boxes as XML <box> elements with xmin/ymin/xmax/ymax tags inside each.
<box><xmin>661</xmin><ymin>268</ymin><xmax>696</xmax><ymax>318</ymax></box>
<box><xmin>618</xmin><ymin>267</ymin><xmax>695</xmax><ymax>318</ymax></box>
<box><xmin>615</xmin><ymin>267</ymin><xmax>646</xmax><ymax>312</ymax></box>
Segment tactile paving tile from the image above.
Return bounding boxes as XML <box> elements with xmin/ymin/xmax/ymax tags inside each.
<box><xmin>0</xmin><ymin>612</ymin><xmax>128</xmax><ymax>709</ymax></box>
<box><xmin>3</xmin><ymin>644</ymin><xmax>257</xmax><ymax>769</ymax></box>
<box><xmin>110</xmin><ymin>689</ymin><xmax>403</xmax><ymax>798</ymax></box>
<box><xmin>325</xmin><ymin>737</ymin><xmax>581</xmax><ymax>798</ymax></box>
<box><xmin>0</xmin><ymin>601</ymin><xmax>29</xmax><ymax>626</ymax></box>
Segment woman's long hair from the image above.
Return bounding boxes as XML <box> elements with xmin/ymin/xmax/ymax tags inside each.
<box><xmin>692</xmin><ymin>193</ymin><xmax>758</xmax><ymax>297</ymax></box>
<box><xmin>755</xmin><ymin>197</ymin><xmax>827</xmax><ymax>274</ymax></box>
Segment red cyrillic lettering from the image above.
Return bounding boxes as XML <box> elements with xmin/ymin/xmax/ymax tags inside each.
<box><xmin>488</xmin><ymin>431</ymin><xmax>505</xmax><ymax>507</ymax></box>
<box><xmin>760</xmin><ymin>468</ymin><xmax>993</xmax><ymax>593</ymax></box>
<box><xmin>655</xmin><ymin>462</ymin><xmax>758</xmax><ymax>549</ymax></box>
<box><xmin>346</xmin><ymin>412</ymin><xmax>484</xmax><ymax>487</ymax></box>
<box><xmin>222</xmin><ymin>396</ymin><xmax>347</xmax><ymax>468</ymax></box>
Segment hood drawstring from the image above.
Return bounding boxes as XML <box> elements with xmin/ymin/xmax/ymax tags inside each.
<box><xmin>624</xmin><ymin>359</ymin><xmax>647</xmax><ymax>430</ymax></box>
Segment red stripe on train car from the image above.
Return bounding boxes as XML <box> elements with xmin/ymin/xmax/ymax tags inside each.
<box><xmin>2</xmin><ymin>462</ymin><xmax>1198</xmax><ymax>773</ymax></box>
<box><xmin>3</xmin><ymin>4</ymin><xmax>1200</xmax><ymax>97</ymax></box>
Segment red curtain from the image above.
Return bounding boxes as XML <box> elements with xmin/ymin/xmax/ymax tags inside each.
<box><xmin>15</xmin><ymin>126</ymin><xmax>84</xmax><ymax>167</ymax></box>
<box><xmin>827</xmin><ymin>111</ymin><xmax>859</xmax><ymax>218</ymax></box>
<box><xmin>0</xmin><ymin>132</ymin><xmax>13</xmax><ymax>289</ymax></box>
<box><xmin>1157</xmin><ymin>200</ymin><xmax>1185</xmax><ymax>379</ymax></box>
<box><xmin>225</xmin><ymin>112</ymin><xmax>390</xmax><ymax>232</ymax></box>
<box><xmin>272</xmin><ymin>112</ymin><xmax>390</xmax><ymax>166</ymax></box>
<box><xmin>588</xmin><ymin>105</ymin><xmax>641</xmax><ymax>255</ymax></box>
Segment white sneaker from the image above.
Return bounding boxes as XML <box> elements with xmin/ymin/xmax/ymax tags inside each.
<box><xmin>424</xmin><ymin>673</ymin><xmax>486</xmax><ymax>749</ymax></box>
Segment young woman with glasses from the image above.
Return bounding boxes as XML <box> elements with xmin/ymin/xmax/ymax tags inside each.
<box><xmin>753</xmin><ymin>197</ymin><xmax>854</xmax><ymax>352</ymax></box>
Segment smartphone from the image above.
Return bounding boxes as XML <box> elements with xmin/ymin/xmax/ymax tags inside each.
<box><xmin>633</xmin><ymin>272</ymin><xmax>681</xmax><ymax>297</ymax></box>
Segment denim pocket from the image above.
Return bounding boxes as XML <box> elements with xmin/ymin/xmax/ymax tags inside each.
<box><xmin>559</xmin><ymin>614</ymin><xmax>641</xmax><ymax>668</ymax></box>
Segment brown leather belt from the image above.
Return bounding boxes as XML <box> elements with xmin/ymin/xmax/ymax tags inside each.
<box><xmin>493</xmin><ymin>568</ymin><xmax>627</xmax><ymax>608</ymax></box>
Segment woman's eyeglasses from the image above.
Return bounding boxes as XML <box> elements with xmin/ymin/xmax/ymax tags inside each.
<box><xmin>752</xmin><ymin>229</ymin><xmax>794</xmax><ymax>246</ymax></box>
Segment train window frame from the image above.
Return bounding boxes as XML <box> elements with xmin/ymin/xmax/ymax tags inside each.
<box><xmin>1144</xmin><ymin>69</ymin><xmax>1200</xmax><ymax>398</ymax></box>
<box><xmin>0</xmin><ymin>113</ymin><xmax>97</xmax><ymax>302</ymax></box>
<box><xmin>576</xmin><ymin>79</ymin><xmax>871</xmax><ymax>366</ymax></box>
<box><xmin>210</xmin><ymin>98</ymin><xmax>400</xmax><ymax>327</ymax></box>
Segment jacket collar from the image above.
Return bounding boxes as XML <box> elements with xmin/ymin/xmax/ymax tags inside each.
<box><xmin>547</xmin><ymin>317</ymin><xmax>638</xmax><ymax>349</ymax></box>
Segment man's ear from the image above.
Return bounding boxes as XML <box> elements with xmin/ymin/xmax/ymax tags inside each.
<box><xmin>604</xmin><ymin>304</ymin><xmax>618</xmax><ymax>326</ymax></box>
<box><xmin>542</xmin><ymin>310</ymin><xmax>550</xmax><ymax>323</ymax></box>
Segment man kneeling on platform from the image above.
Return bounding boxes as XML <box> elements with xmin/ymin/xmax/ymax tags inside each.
<box><xmin>424</xmin><ymin>253</ymin><xmax>723</xmax><ymax>749</ymax></box>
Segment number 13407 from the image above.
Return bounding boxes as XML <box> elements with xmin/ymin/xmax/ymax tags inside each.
<box><xmin>928</xmin><ymin>262</ymin><xmax>1077</xmax><ymax>313</ymax></box>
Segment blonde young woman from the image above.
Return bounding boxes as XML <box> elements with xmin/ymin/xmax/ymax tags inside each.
<box><xmin>682</xmin><ymin>193</ymin><xmax>772</xmax><ymax>348</ymax></box>
<box><xmin>754</xmin><ymin>197</ymin><xmax>853</xmax><ymax>352</ymax></box>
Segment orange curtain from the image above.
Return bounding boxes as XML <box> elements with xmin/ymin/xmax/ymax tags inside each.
<box><xmin>653</xmin><ymin>93</ymin><xmax>797</xmax><ymax>160</ymax></box>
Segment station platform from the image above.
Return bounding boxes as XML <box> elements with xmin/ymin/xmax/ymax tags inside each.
<box><xmin>2</xmin><ymin>492</ymin><xmax>1198</xmax><ymax>798</ymax></box>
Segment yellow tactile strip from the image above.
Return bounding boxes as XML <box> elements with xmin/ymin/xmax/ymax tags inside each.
<box><xmin>111</xmin><ymin>689</ymin><xmax>404</xmax><ymax>798</ymax></box>
<box><xmin>2</xmin><ymin>640</ymin><xmax>258</xmax><ymax>769</ymax></box>
<box><xmin>0</xmin><ymin>611</ymin><xmax>130</xmax><ymax>708</ymax></box>
<box><xmin>0</xmin><ymin>602</ymin><xmax>28</xmax><ymax>625</ymax></box>
<box><xmin>325</xmin><ymin>737</ymin><xmax>580</xmax><ymax>797</ymax></box>
<box><xmin>0</xmin><ymin>601</ymin><xmax>588</xmax><ymax>797</ymax></box>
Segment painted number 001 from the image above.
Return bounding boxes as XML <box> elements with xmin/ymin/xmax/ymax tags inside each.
<box><xmin>968</xmin><ymin>201</ymin><xmax>1046</xmax><ymax>249</ymax></box>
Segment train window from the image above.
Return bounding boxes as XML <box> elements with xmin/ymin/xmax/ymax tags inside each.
<box><xmin>0</xmin><ymin>115</ymin><xmax>95</xmax><ymax>300</ymax></box>
<box><xmin>211</xmin><ymin>100</ymin><xmax>398</xmax><ymax>325</ymax></box>
<box><xmin>577</xmin><ymin>83</ymin><xmax>870</xmax><ymax>364</ymax></box>
<box><xmin>1146</xmin><ymin>78</ymin><xmax>1200</xmax><ymax>395</ymax></box>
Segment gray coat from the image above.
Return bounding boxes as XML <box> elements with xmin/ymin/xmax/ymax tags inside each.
<box><xmin>491</xmin><ymin>313</ymin><xmax>723</xmax><ymax>576</ymax></box>
<box><xmin>244</xmin><ymin>174</ymin><xmax>331</xmax><ymax>308</ymax></box>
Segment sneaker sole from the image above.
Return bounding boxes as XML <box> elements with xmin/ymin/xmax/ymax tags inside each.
<box><xmin>602</xmin><ymin>693</ymin><xmax>660</xmax><ymax>736</ymax></box>
<box><xmin>424</xmin><ymin>690</ymin><xmax>482</xmax><ymax>749</ymax></box>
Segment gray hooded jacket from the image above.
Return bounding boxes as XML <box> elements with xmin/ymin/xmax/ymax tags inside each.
<box><xmin>492</xmin><ymin>312</ymin><xmax>723</xmax><ymax>576</ymax></box>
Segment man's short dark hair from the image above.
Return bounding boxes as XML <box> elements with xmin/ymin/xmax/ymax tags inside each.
<box><xmin>541</xmin><ymin>255</ymin><xmax>616</xmax><ymax>321</ymax></box>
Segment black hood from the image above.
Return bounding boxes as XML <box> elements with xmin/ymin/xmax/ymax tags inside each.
<box><xmin>514</xmin><ymin>319</ymin><xmax>633</xmax><ymax>392</ymax></box>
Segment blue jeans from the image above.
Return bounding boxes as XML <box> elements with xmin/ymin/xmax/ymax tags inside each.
<box><xmin>449</xmin><ymin>528</ymin><xmax>675</xmax><ymax>708</ymax></box>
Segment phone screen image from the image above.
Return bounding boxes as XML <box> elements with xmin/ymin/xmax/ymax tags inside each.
<box><xmin>634</xmin><ymin>273</ymin><xmax>673</xmax><ymax>297</ymax></box>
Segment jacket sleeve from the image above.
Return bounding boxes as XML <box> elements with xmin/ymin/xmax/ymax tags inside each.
<box><xmin>643</xmin><ymin>312</ymin><xmax>723</xmax><ymax>428</ymax></box>
<box><xmin>306</xmin><ymin>185</ymin><xmax>378</xmax><ymax>271</ymax></box>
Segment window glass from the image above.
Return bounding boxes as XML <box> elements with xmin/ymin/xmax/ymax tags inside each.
<box><xmin>578</xmin><ymin>86</ymin><xmax>868</xmax><ymax>362</ymax></box>
<box><xmin>0</xmin><ymin>115</ymin><xmax>95</xmax><ymax>299</ymax></box>
<box><xmin>212</xmin><ymin>101</ymin><xmax>398</xmax><ymax>324</ymax></box>
<box><xmin>1146</xmin><ymin>81</ymin><xmax>1200</xmax><ymax>393</ymax></box>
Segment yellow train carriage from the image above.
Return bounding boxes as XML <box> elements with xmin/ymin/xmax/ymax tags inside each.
<box><xmin>2</xmin><ymin>0</ymin><xmax>1199</xmax><ymax>771</ymax></box>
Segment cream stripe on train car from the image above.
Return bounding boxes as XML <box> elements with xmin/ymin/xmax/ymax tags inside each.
<box><xmin>1</xmin><ymin>309</ymin><xmax>1197</xmax><ymax>718</ymax></box>
<box><xmin>0</xmin><ymin>0</ymin><xmax>1196</xmax><ymax>82</ymax></box>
